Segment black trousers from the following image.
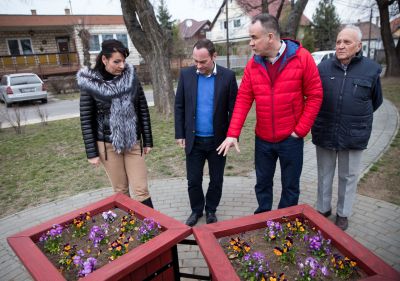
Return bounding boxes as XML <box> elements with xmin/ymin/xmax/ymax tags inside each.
<box><xmin>186</xmin><ymin>136</ymin><xmax>226</xmax><ymax>215</ymax></box>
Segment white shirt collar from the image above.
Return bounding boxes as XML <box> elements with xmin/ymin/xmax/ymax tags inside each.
<box><xmin>269</xmin><ymin>40</ymin><xmax>286</xmax><ymax>65</ymax></box>
<box><xmin>196</xmin><ymin>62</ymin><xmax>217</xmax><ymax>77</ymax></box>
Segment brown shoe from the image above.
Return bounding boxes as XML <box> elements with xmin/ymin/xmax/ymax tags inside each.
<box><xmin>335</xmin><ymin>215</ymin><xmax>348</xmax><ymax>230</ymax></box>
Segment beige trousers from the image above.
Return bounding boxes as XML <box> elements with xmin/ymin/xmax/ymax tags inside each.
<box><xmin>97</xmin><ymin>141</ymin><xmax>150</xmax><ymax>202</ymax></box>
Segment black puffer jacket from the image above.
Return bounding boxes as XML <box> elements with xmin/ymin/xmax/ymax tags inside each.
<box><xmin>311</xmin><ymin>52</ymin><xmax>382</xmax><ymax>150</ymax></box>
<box><xmin>79</xmin><ymin>70</ymin><xmax>152</xmax><ymax>159</ymax></box>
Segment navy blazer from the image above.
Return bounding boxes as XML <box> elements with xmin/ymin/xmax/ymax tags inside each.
<box><xmin>174</xmin><ymin>64</ymin><xmax>238</xmax><ymax>155</ymax></box>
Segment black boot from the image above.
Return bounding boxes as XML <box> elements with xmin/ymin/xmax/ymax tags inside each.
<box><xmin>141</xmin><ymin>197</ymin><xmax>154</xmax><ymax>208</ymax></box>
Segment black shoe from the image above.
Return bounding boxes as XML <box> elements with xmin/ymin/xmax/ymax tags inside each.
<box><xmin>335</xmin><ymin>215</ymin><xmax>348</xmax><ymax>230</ymax></box>
<box><xmin>206</xmin><ymin>212</ymin><xmax>217</xmax><ymax>224</ymax></box>
<box><xmin>141</xmin><ymin>197</ymin><xmax>153</xmax><ymax>208</ymax></box>
<box><xmin>318</xmin><ymin>209</ymin><xmax>331</xmax><ymax>217</ymax></box>
<box><xmin>185</xmin><ymin>213</ymin><xmax>203</xmax><ymax>227</ymax></box>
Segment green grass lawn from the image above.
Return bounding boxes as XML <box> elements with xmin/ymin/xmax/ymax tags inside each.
<box><xmin>357</xmin><ymin>78</ymin><xmax>400</xmax><ymax>205</ymax></box>
<box><xmin>0</xmin><ymin>107</ymin><xmax>257</xmax><ymax>218</ymax></box>
<box><xmin>1</xmin><ymin>77</ymin><xmax>398</xmax><ymax>218</ymax></box>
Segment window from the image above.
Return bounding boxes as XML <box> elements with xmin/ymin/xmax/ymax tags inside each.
<box><xmin>116</xmin><ymin>34</ymin><xmax>128</xmax><ymax>48</ymax></box>
<box><xmin>89</xmin><ymin>33</ymin><xmax>129</xmax><ymax>52</ymax></box>
<box><xmin>10</xmin><ymin>75</ymin><xmax>41</xmax><ymax>86</ymax></box>
<box><xmin>7</xmin><ymin>39</ymin><xmax>33</xmax><ymax>55</ymax></box>
<box><xmin>234</xmin><ymin>19</ymin><xmax>241</xmax><ymax>28</ymax></box>
<box><xmin>102</xmin><ymin>34</ymin><xmax>113</xmax><ymax>41</ymax></box>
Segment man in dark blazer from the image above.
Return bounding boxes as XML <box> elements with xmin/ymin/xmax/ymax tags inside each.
<box><xmin>175</xmin><ymin>39</ymin><xmax>238</xmax><ymax>226</ymax></box>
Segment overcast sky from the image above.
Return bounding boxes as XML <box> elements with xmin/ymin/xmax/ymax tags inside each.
<box><xmin>0</xmin><ymin>0</ymin><xmax>376</xmax><ymax>24</ymax></box>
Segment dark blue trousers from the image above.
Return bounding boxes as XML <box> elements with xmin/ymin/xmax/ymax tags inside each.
<box><xmin>186</xmin><ymin>136</ymin><xmax>226</xmax><ymax>215</ymax></box>
<box><xmin>254</xmin><ymin>136</ymin><xmax>304</xmax><ymax>214</ymax></box>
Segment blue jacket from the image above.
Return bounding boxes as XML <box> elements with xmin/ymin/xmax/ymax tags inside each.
<box><xmin>311</xmin><ymin>52</ymin><xmax>383</xmax><ymax>150</ymax></box>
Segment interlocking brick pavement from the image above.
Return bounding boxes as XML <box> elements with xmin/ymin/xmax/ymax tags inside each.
<box><xmin>0</xmin><ymin>99</ymin><xmax>398</xmax><ymax>280</ymax></box>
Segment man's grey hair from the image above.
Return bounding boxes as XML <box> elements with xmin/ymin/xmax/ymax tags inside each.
<box><xmin>341</xmin><ymin>25</ymin><xmax>362</xmax><ymax>41</ymax></box>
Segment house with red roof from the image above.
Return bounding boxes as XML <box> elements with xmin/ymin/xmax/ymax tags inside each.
<box><xmin>206</xmin><ymin>0</ymin><xmax>311</xmax><ymax>44</ymax></box>
<box><xmin>178</xmin><ymin>19</ymin><xmax>211</xmax><ymax>41</ymax></box>
<box><xmin>350</xmin><ymin>20</ymin><xmax>382</xmax><ymax>60</ymax></box>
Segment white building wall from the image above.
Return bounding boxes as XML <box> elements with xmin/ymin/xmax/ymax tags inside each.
<box><xmin>73</xmin><ymin>24</ymin><xmax>141</xmax><ymax>67</ymax></box>
<box><xmin>207</xmin><ymin>0</ymin><xmax>251</xmax><ymax>43</ymax></box>
<box><xmin>361</xmin><ymin>39</ymin><xmax>382</xmax><ymax>59</ymax></box>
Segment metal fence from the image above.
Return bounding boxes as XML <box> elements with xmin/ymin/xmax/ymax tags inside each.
<box><xmin>215</xmin><ymin>55</ymin><xmax>251</xmax><ymax>69</ymax></box>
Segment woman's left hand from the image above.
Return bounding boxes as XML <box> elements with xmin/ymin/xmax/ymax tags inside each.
<box><xmin>144</xmin><ymin>147</ymin><xmax>152</xmax><ymax>154</ymax></box>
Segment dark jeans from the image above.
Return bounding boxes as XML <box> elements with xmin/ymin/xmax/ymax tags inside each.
<box><xmin>186</xmin><ymin>136</ymin><xmax>226</xmax><ymax>215</ymax></box>
<box><xmin>254</xmin><ymin>135</ymin><xmax>304</xmax><ymax>214</ymax></box>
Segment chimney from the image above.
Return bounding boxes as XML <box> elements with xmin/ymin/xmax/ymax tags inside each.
<box><xmin>65</xmin><ymin>8</ymin><xmax>70</xmax><ymax>15</ymax></box>
<box><xmin>31</xmin><ymin>9</ymin><xmax>37</xmax><ymax>15</ymax></box>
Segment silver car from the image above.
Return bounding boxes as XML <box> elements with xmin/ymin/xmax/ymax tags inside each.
<box><xmin>0</xmin><ymin>73</ymin><xmax>48</xmax><ymax>107</ymax></box>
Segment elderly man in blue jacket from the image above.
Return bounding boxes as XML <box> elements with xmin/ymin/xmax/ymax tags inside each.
<box><xmin>312</xmin><ymin>25</ymin><xmax>383</xmax><ymax>230</ymax></box>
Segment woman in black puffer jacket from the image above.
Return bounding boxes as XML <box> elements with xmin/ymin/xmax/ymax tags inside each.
<box><xmin>77</xmin><ymin>39</ymin><xmax>154</xmax><ymax>208</ymax></box>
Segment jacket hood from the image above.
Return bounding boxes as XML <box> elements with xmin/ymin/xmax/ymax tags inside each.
<box><xmin>253</xmin><ymin>39</ymin><xmax>301</xmax><ymax>71</ymax></box>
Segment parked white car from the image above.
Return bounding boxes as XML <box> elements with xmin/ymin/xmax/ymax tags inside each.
<box><xmin>0</xmin><ymin>73</ymin><xmax>47</xmax><ymax>107</ymax></box>
<box><xmin>311</xmin><ymin>50</ymin><xmax>336</xmax><ymax>65</ymax></box>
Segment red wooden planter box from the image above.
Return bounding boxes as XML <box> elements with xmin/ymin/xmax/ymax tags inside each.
<box><xmin>193</xmin><ymin>204</ymin><xmax>400</xmax><ymax>281</ymax></box>
<box><xmin>7</xmin><ymin>193</ymin><xmax>191</xmax><ymax>281</ymax></box>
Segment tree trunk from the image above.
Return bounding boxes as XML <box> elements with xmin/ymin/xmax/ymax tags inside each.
<box><xmin>120</xmin><ymin>0</ymin><xmax>175</xmax><ymax>117</ymax></box>
<box><xmin>261</xmin><ymin>0</ymin><xmax>269</xmax><ymax>13</ymax></box>
<box><xmin>78</xmin><ymin>28</ymin><xmax>91</xmax><ymax>68</ymax></box>
<box><xmin>376</xmin><ymin>0</ymin><xmax>400</xmax><ymax>77</ymax></box>
<box><xmin>396</xmin><ymin>0</ymin><xmax>400</xmax><ymax>62</ymax></box>
<box><xmin>281</xmin><ymin>0</ymin><xmax>308</xmax><ymax>39</ymax></box>
<box><xmin>276</xmin><ymin>0</ymin><xmax>285</xmax><ymax>20</ymax></box>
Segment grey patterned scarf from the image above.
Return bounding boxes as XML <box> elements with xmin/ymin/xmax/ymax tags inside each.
<box><xmin>77</xmin><ymin>64</ymin><xmax>138</xmax><ymax>153</ymax></box>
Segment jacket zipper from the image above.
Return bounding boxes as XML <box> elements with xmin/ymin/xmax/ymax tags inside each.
<box><xmin>336</xmin><ymin>69</ymin><xmax>347</xmax><ymax>145</ymax></box>
<box><xmin>271</xmin><ymin>86</ymin><xmax>275</xmax><ymax>141</ymax></box>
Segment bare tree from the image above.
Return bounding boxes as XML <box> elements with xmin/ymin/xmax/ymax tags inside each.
<box><xmin>120</xmin><ymin>0</ymin><xmax>175</xmax><ymax>117</ymax></box>
<box><xmin>1</xmin><ymin>106</ymin><xmax>26</xmax><ymax>134</ymax></box>
<box><xmin>281</xmin><ymin>0</ymin><xmax>309</xmax><ymax>39</ymax></box>
<box><xmin>261</xmin><ymin>0</ymin><xmax>269</xmax><ymax>13</ymax></box>
<box><xmin>236</xmin><ymin>0</ymin><xmax>305</xmax><ymax>38</ymax></box>
<box><xmin>77</xmin><ymin>27</ymin><xmax>91</xmax><ymax>68</ymax></box>
<box><xmin>376</xmin><ymin>0</ymin><xmax>400</xmax><ymax>77</ymax></box>
<box><xmin>36</xmin><ymin>105</ymin><xmax>48</xmax><ymax>125</ymax></box>
<box><xmin>237</xmin><ymin>0</ymin><xmax>283</xmax><ymax>15</ymax></box>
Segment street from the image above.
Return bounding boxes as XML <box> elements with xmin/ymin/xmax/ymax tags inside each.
<box><xmin>0</xmin><ymin>91</ymin><xmax>154</xmax><ymax>129</ymax></box>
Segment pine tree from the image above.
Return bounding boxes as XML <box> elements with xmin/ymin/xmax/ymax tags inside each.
<box><xmin>157</xmin><ymin>0</ymin><xmax>173</xmax><ymax>31</ymax></box>
<box><xmin>301</xmin><ymin>27</ymin><xmax>315</xmax><ymax>53</ymax></box>
<box><xmin>312</xmin><ymin>0</ymin><xmax>341</xmax><ymax>50</ymax></box>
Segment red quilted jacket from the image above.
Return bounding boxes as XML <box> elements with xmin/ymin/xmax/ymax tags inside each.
<box><xmin>227</xmin><ymin>40</ymin><xmax>323</xmax><ymax>142</ymax></box>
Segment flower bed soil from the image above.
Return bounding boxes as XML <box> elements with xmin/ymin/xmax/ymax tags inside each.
<box><xmin>36</xmin><ymin>208</ymin><xmax>154</xmax><ymax>281</ymax></box>
<box><xmin>219</xmin><ymin>223</ymin><xmax>368</xmax><ymax>280</ymax></box>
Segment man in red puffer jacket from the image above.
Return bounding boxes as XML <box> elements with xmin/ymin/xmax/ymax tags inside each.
<box><xmin>217</xmin><ymin>14</ymin><xmax>322</xmax><ymax>214</ymax></box>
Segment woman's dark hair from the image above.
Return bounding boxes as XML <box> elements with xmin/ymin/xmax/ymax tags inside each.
<box><xmin>193</xmin><ymin>39</ymin><xmax>216</xmax><ymax>57</ymax></box>
<box><xmin>93</xmin><ymin>39</ymin><xmax>130</xmax><ymax>71</ymax></box>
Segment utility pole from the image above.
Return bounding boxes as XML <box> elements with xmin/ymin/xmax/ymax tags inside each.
<box><xmin>367</xmin><ymin>6</ymin><xmax>373</xmax><ymax>58</ymax></box>
<box><xmin>69</xmin><ymin>0</ymin><xmax>73</xmax><ymax>14</ymax></box>
<box><xmin>225</xmin><ymin>0</ymin><xmax>230</xmax><ymax>69</ymax></box>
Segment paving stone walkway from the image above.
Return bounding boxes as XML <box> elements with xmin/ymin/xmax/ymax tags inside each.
<box><xmin>0</xmin><ymin>99</ymin><xmax>398</xmax><ymax>280</ymax></box>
